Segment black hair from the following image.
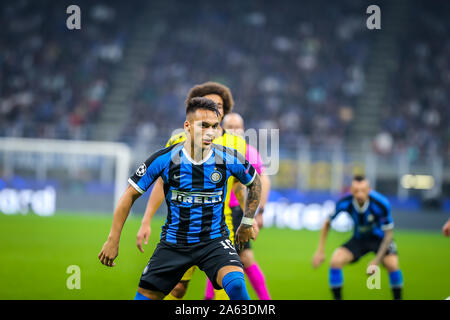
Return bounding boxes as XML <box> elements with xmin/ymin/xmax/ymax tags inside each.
<box><xmin>186</xmin><ymin>97</ymin><xmax>220</xmax><ymax>118</ymax></box>
<box><xmin>353</xmin><ymin>174</ymin><xmax>366</xmax><ymax>182</ymax></box>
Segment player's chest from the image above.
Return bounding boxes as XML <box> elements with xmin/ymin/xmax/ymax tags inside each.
<box><xmin>164</xmin><ymin>163</ymin><xmax>228</xmax><ymax>189</ymax></box>
<box><xmin>350</xmin><ymin>208</ymin><xmax>378</xmax><ymax>225</ymax></box>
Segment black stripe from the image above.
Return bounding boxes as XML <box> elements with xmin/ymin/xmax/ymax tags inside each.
<box><xmin>247</xmin><ymin>162</ymin><xmax>256</xmax><ymax>179</ymax></box>
<box><xmin>161</xmin><ymin>199</ymin><xmax>172</xmax><ymax>241</ymax></box>
<box><xmin>168</xmin><ymin>149</ymin><xmax>182</xmax><ymax>189</ymax></box>
<box><xmin>176</xmin><ymin>206</ymin><xmax>191</xmax><ymax>245</ymax></box>
<box><xmin>199</xmin><ymin>205</ymin><xmax>214</xmax><ymax>242</ymax></box>
<box><xmin>191</xmin><ymin>163</ymin><xmax>204</xmax><ymax>189</ymax></box>
<box><xmin>212</xmin><ymin>143</ymin><xmax>247</xmax><ymax>164</ymax></box>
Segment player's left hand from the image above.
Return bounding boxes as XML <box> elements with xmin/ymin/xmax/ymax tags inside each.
<box><xmin>235</xmin><ymin>224</ymin><xmax>256</xmax><ymax>251</ymax></box>
<box><xmin>367</xmin><ymin>259</ymin><xmax>379</xmax><ymax>275</ymax></box>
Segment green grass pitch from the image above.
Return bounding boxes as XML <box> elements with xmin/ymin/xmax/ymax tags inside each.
<box><xmin>0</xmin><ymin>212</ymin><xmax>449</xmax><ymax>300</ymax></box>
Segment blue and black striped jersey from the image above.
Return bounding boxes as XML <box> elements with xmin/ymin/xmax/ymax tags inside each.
<box><xmin>128</xmin><ymin>143</ymin><xmax>257</xmax><ymax>245</ymax></box>
<box><xmin>328</xmin><ymin>190</ymin><xmax>393</xmax><ymax>239</ymax></box>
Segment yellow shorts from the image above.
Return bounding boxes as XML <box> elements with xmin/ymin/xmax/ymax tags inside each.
<box><xmin>181</xmin><ymin>266</ymin><xmax>196</xmax><ymax>281</ymax></box>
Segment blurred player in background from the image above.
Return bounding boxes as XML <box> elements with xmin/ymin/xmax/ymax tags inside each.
<box><xmin>200</xmin><ymin>112</ymin><xmax>272</xmax><ymax>300</ymax></box>
<box><xmin>136</xmin><ymin>82</ymin><xmax>253</xmax><ymax>300</ymax></box>
<box><xmin>98</xmin><ymin>97</ymin><xmax>261</xmax><ymax>300</ymax></box>
<box><xmin>312</xmin><ymin>175</ymin><xmax>404</xmax><ymax>300</ymax></box>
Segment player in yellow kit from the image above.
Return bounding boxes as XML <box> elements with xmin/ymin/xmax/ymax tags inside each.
<box><xmin>136</xmin><ymin>82</ymin><xmax>252</xmax><ymax>300</ymax></box>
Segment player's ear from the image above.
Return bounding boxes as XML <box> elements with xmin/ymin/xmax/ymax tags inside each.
<box><xmin>184</xmin><ymin>120</ymin><xmax>190</xmax><ymax>132</ymax></box>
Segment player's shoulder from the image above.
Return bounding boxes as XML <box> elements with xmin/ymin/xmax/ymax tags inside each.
<box><xmin>145</xmin><ymin>143</ymin><xmax>182</xmax><ymax>165</ymax></box>
<box><xmin>214</xmin><ymin>130</ymin><xmax>247</xmax><ymax>155</ymax></box>
<box><xmin>166</xmin><ymin>131</ymin><xmax>187</xmax><ymax>147</ymax></box>
<box><xmin>369</xmin><ymin>190</ymin><xmax>390</xmax><ymax>209</ymax></box>
<box><xmin>211</xmin><ymin>143</ymin><xmax>246</xmax><ymax>164</ymax></box>
<box><xmin>336</xmin><ymin>193</ymin><xmax>353</xmax><ymax>207</ymax></box>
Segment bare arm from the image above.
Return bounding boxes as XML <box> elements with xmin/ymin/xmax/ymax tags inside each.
<box><xmin>259</xmin><ymin>174</ymin><xmax>271</xmax><ymax>210</ymax></box>
<box><xmin>232</xmin><ymin>179</ymin><xmax>246</xmax><ymax>212</ymax></box>
<box><xmin>136</xmin><ymin>177</ymin><xmax>165</xmax><ymax>252</ymax></box>
<box><xmin>312</xmin><ymin>220</ymin><xmax>331</xmax><ymax>268</ymax></box>
<box><xmin>372</xmin><ymin>229</ymin><xmax>394</xmax><ymax>265</ymax></box>
<box><xmin>98</xmin><ymin>185</ymin><xmax>142</xmax><ymax>266</ymax></box>
<box><xmin>142</xmin><ymin>177</ymin><xmax>165</xmax><ymax>225</ymax></box>
<box><xmin>243</xmin><ymin>174</ymin><xmax>261</xmax><ymax>220</ymax></box>
<box><xmin>235</xmin><ymin>174</ymin><xmax>261</xmax><ymax>249</ymax></box>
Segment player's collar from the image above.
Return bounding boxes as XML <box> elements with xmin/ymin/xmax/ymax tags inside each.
<box><xmin>352</xmin><ymin>198</ymin><xmax>370</xmax><ymax>213</ymax></box>
<box><xmin>182</xmin><ymin>147</ymin><xmax>213</xmax><ymax>165</ymax></box>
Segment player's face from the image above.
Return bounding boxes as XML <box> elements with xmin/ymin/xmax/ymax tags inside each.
<box><xmin>351</xmin><ymin>180</ymin><xmax>370</xmax><ymax>205</ymax></box>
<box><xmin>185</xmin><ymin>109</ymin><xmax>219</xmax><ymax>151</ymax></box>
<box><xmin>222</xmin><ymin>115</ymin><xmax>244</xmax><ymax>136</ymax></box>
<box><xmin>203</xmin><ymin>94</ymin><xmax>224</xmax><ymax>120</ymax></box>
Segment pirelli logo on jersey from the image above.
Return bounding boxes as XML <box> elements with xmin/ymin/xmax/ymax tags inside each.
<box><xmin>171</xmin><ymin>190</ymin><xmax>223</xmax><ymax>205</ymax></box>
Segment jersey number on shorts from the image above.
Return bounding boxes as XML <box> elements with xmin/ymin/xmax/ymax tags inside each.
<box><xmin>220</xmin><ymin>239</ymin><xmax>234</xmax><ymax>250</ymax></box>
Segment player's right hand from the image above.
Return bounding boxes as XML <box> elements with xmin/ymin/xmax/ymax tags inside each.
<box><xmin>312</xmin><ymin>251</ymin><xmax>325</xmax><ymax>269</ymax></box>
<box><xmin>98</xmin><ymin>240</ymin><xmax>119</xmax><ymax>267</ymax></box>
<box><xmin>137</xmin><ymin>224</ymin><xmax>151</xmax><ymax>253</ymax></box>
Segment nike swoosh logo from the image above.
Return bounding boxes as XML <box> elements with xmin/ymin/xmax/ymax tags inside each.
<box><xmin>228</xmin><ymin>252</ymin><xmax>238</xmax><ymax>255</ymax></box>
<box><xmin>173</xmin><ymin>174</ymin><xmax>186</xmax><ymax>179</ymax></box>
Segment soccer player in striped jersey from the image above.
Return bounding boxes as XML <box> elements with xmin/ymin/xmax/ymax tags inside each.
<box><xmin>202</xmin><ymin>112</ymin><xmax>272</xmax><ymax>300</ymax></box>
<box><xmin>312</xmin><ymin>175</ymin><xmax>404</xmax><ymax>300</ymax></box>
<box><xmin>136</xmin><ymin>82</ymin><xmax>251</xmax><ymax>300</ymax></box>
<box><xmin>98</xmin><ymin>97</ymin><xmax>261</xmax><ymax>300</ymax></box>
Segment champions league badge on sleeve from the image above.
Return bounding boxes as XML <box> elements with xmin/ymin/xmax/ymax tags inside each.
<box><xmin>210</xmin><ymin>170</ymin><xmax>222</xmax><ymax>183</ymax></box>
<box><xmin>136</xmin><ymin>163</ymin><xmax>147</xmax><ymax>177</ymax></box>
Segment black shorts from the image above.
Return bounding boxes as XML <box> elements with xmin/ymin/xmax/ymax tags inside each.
<box><xmin>342</xmin><ymin>236</ymin><xmax>398</xmax><ymax>263</ymax></box>
<box><xmin>231</xmin><ymin>205</ymin><xmax>251</xmax><ymax>252</ymax></box>
<box><xmin>138</xmin><ymin>236</ymin><xmax>243</xmax><ymax>295</ymax></box>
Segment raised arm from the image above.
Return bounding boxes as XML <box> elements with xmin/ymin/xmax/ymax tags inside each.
<box><xmin>98</xmin><ymin>185</ymin><xmax>142</xmax><ymax>267</ymax></box>
<box><xmin>136</xmin><ymin>177</ymin><xmax>165</xmax><ymax>252</ymax></box>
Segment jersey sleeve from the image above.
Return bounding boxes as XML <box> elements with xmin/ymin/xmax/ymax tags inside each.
<box><xmin>246</xmin><ymin>144</ymin><xmax>264</xmax><ymax>175</ymax></box>
<box><xmin>328</xmin><ymin>197</ymin><xmax>351</xmax><ymax>222</ymax></box>
<box><xmin>128</xmin><ymin>150</ymin><xmax>169</xmax><ymax>194</ymax></box>
<box><xmin>227</xmin><ymin>150</ymin><xmax>257</xmax><ymax>186</ymax></box>
<box><xmin>379</xmin><ymin>200</ymin><xmax>394</xmax><ymax>231</ymax></box>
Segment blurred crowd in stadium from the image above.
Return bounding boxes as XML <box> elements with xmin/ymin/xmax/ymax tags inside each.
<box><xmin>0</xmin><ymin>0</ymin><xmax>139</xmax><ymax>140</ymax></box>
<box><xmin>0</xmin><ymin>0</ymin><xmax>449</xmax><ymax>159</ymax></box>
<box><xmin>377</xmin><ymin>1</ymin><xmax>450</xmax><ymax>159</ymax></box>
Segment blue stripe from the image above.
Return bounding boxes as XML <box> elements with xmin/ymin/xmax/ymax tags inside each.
<box><xmin>166</xmin><ymin>205</ymin><xmax>179</xmax><ymax>243</ymax></box>
<box><xmin>187</xmin><ymin>206</ymin><xmax>202</xmax><ymax>243</ymax></box>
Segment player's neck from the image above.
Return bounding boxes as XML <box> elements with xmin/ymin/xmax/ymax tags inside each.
<box><xmin>183</xmin><ymin>141</ymin><xmax>212</xmax><ymax>164</ymax></box>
